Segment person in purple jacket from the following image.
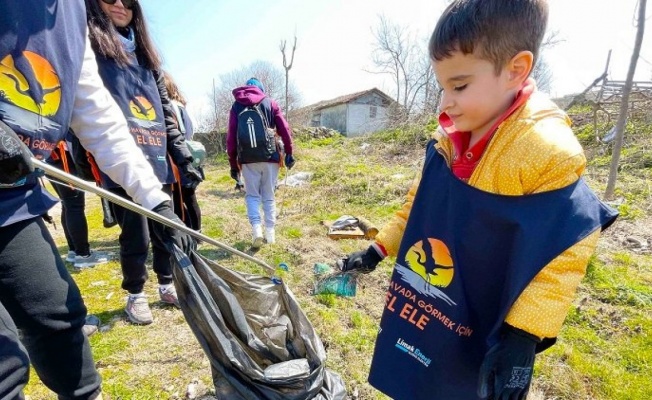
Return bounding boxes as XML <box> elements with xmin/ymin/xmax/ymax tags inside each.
<box><xmin>227</xmin><ymin>78</ymin><xmax>294</xmax><ymax>248</ymax></box>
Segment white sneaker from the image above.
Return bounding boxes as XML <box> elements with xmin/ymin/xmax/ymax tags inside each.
<box><xmin>158</xmin><ymin>284</ymin><xmax>180</xmax><ymax>308</ymax></box>
<box><xmin>265</xmin><ymin>227</ymin><xmax>275</xmax><ymax>244</ymax></box>
<box><xmin>252</xmin><ymin>224</ymin><xmax>263</xmax><ymax>248</ymax></box>
<box><xmin>125</xmin><ymin>293</ymin><xmax>153</xmax><ymax>325</ymax></box>
<box><xmin>83</xmin><ymin>315</ymin><xmax>100</xmax><ymax>337</ymax></box>
<box><xmin>74</xmin><ymin>250</ymin><xmax>110</xmax><ymax>269</ymax></box>
<box><xmin>65</xmin><ymin>251</ymin><xmax>77</xmax><ymax>263</ymax></box>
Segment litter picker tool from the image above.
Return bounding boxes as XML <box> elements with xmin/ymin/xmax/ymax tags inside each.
<box><xmin>37</xmin><ymin>158</ymin><xmax>346</xmax><ymax>398</ymax></box>
<box><xmin>33</xmin><ymin>158</ymin><xmax>275</xmax><ymax>273</ymax></box>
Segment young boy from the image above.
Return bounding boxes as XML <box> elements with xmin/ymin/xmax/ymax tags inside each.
<box><xmin>340</xmin><ymin>1</ymin><xmax>617</xmax><ymax>399</ymax></box>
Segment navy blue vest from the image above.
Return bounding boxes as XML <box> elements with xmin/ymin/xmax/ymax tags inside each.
<box><xmin>0</xmin><ymin>0</ymin><xmax>86</xmax><ymax>226</ymax></box>
<box><xmin>95</xmin><ymin>55</ymin><xmax>173</xmax><ymax>187</ymax></box>
<box><xmin>367</xmin><ymin>140</ymin><xmax>617</xmax><ymax>400</ymax></box>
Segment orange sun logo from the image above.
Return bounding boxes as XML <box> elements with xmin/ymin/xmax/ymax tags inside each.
<box><xmin>0</xmin><ymin>51</ymin><xmax>62</xmax><ymax>116</ymax></box>
<box><xmin>404</xmin><ymin>238</ymin><xmax>454</xmax><ymax>288</ymax></box>
<box><xmin>129</xmin><ymin>96</ymin><xmax>156</xmax><ymax>121</ymax></box>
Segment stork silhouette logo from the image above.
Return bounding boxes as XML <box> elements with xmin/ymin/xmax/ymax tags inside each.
<box><xmin>0</xmin><ymin>51</ymin><xmax>62</xmax><ymax>116</ymax></box>
<box><xmin>396</xmin><ymin>238</ymin><xmax>457</xmax><ymax>306</ymax></box>
<box><xmin>129</xmin><ymin>96</ymin><xmax>156</xmax><ymax>121</ymax></box>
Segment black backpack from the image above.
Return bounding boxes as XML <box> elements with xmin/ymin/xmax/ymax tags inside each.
<box><xmin>236</xmin><ymin>99</ymin><xmax>276</xmax><ymax>163</ymax></box>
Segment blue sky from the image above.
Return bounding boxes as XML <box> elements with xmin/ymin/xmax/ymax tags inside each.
<box><xmin>139</xmin><ymin>0</ymin><xmax>651</xmax><ymax>120</ymax></box>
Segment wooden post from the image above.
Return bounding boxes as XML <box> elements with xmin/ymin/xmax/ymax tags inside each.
<box><xmin>605</xmin><ymin>0</ymin><xmax>647</xmax><ymax>199</ymax></box>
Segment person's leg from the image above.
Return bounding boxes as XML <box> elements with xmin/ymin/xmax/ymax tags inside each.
<box><xmin>148</xmin><ymin>215</ymin><xmax>178</xmax><ymax>307</ymax></box>
<box><xmin>108</xmin><ymin>188</ymin><xmax>149</xmax><ymax>294</ymax></box>
<box><xmin>260</xmin><ymin>163</ymin><xmax>279</xmax><ymax>229</ymax></box>
<box><xmin>260</xmin><ymin>163</ymin><xmax>280</xmax><ymax>244</ymax></box>
<box><xmin>241</xmin><ymin>164</ymin><xmax>263</xmax><ymax>226</ymax></box>
<box><xmin>241</xmin><ymin>164</ymin><xmax>264</xmax><ymax>246</ymax></box>
<box><xmin>56</xmin><ymin>183</ymin><xmax>90</xmax><ymax>256</ymax></box>
<box><xmin>181</xmin><ymin>186</ymin><xmax>201</xmax><ymax>231</ymax></box>
<box><xmin>148</xmin><ymin>184</ymin><xmax>172</xmax><ymax>282</ymax></box>
<box><xmin>50</xmin><ymin>181</ymin><xmax>76</xmax><ymax>254</ymax></box>
<box><xmin>108</xmin><ymin>188</ymin><xmax>152</xmax><ymax>325</ymax></box>
<box><xmin>0</xmin><ymin>301</ymin><xmax>29</xmax><ymax>400</ymax></box>
<box><xmin>51</xmin><ymin>181</ymin><xmax>108</xmax><ymax>269</ymax></box>
<box><xmin>146</xmin><ymin>185</ymin><xmax>179</xmax><ymax>307</ymax></box>
<box><xmin>0</xmin><ymin>218</ymin><xmax>102</xmax><ymax>399</ymax></box>
<box><xmin>171</xmin><ymin>183</ymin><xmax>188</xmax><ymax>227</ymax></box>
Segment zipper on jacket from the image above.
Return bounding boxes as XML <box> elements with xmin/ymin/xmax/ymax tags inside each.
<box><xmin>434</xmin><ymin>142</ymin><xmax>451</xmax><ymax>167</ymax></box>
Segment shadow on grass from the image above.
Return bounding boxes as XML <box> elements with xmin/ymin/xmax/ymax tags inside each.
<box><xmin>206</xmin><ymin>188</ymin><xmax>245</xmax><ymax>200</ymax></box>
<box><xmin>56</xmin><ymin>242</ymin><xmax>120</xmax><ymax>258</ymax></box>
<box><xmin>196</xmin><ymin>240</ymin><xmax>261</xmax><ymax>261</ymax></box>
<box><xmin>92</xmin><ymin>300</ymin><xmax>181</xmax><ymax>330</ymax></box>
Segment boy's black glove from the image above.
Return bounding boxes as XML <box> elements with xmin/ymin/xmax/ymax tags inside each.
<box><xmin>180</xmin><ymin>162</ymin><xmax>203</xmax><ymax>189</ymax></box>
<box><xmin>150</xmin><ymin>201</ymin><xmax>196</xmax><ymax>253</ymax></box>
<box><xmin>230</xmin><ymin>168</ymin><xmax>240</xmax><ymax>181</ymax></box>
<box><xmin>285</xmin><ymin>154</ymin><xmax>296</xmax><ymax>170</ymax></box>
<box><xmin>477</xmin><ymin>324</ymin><xmax>539</xmax><ymax>400</ymax></box>
<box><xmin>0</xmin><ymin>120</ymin><xmax>34</xmax><ymax>184</ymax></box>
<box><xmin>340</xmin><ymin>244</ymin><xmax>384</xmax><ymax>274</ymax></box>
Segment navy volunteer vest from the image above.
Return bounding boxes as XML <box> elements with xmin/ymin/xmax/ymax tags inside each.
<box><xmin>95</xmin><ymin>56</ymin><xmax>173</xmax><ymax>188</ymax></box>
<box><xmin>0</xmin><ymin>0</ymin><xmax>86</xmax><ymax>226</ymax></box>
<box><xmin>367</xmin><ymin>140</ymin><xmax>617</xmax><ymax>400</ymax></box>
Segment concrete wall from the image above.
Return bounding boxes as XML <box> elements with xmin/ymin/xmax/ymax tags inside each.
<box><xmin>317</xmin><ymin>104</ymin><xmax>347</xmax><ymax>133</ymax></box>
<box><xmin>346</xmin><ymin>103</ymin><xmax>388</xmax><ymax>136</ymax></box>
<box><xmin>312</xmin><ymin>92</ymin><xmax>392</xmax><ymax>136</ymax></box>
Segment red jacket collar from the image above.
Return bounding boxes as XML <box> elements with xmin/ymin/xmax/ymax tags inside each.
<box><xmin>438</xmin><ymin>78</ymin><xmax>536</xmax><ymax>179</ymax></box>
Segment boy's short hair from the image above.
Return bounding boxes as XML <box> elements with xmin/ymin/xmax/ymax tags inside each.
<box><xmin>429</xmin><ymin>0</ymin><xmax>548</xmax><ymax>74</ymax></box>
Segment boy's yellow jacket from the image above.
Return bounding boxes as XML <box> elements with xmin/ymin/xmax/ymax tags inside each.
<box><xmin>376</xmin><ymin>92</ymin><xmax>600</xmax><ymax>339</ymax></box>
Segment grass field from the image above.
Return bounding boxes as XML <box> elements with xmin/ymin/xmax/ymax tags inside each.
<box><xmin>25</xmin><ymin>116</ymin><xmax>652</xmax><ymax>399</ymax></box>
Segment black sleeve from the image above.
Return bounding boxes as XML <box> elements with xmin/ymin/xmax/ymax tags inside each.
<box><xmin>152</xmin><ymin>69</ymin><xmax>193</xmax><ymax>166</ymax></box>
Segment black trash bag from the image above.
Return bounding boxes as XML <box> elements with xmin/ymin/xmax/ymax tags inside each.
<box><xmin>170</xmin><ymin>246</ymin><xmax>347</xmax><ymax>400</ymax></box>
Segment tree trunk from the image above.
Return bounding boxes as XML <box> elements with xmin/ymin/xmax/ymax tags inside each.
<box><xmin>604</xmin><ymin>0</ymin><xmax>646</xmax><ymax>199</ymax></box>
<box><xmin>280</xmin><ymin>36</ymin><xmax>297</xmax><ymax>112</ymax></box>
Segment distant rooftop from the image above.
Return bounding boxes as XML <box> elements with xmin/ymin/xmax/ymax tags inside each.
<box><xmin>305</xmin><ymin>88</ymin><xmax>395</xmax><ymax>111</ymax></box>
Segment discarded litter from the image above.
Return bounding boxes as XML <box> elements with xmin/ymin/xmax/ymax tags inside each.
<box><xmin>282</xmin><ymin>171</ymin><xmax>313</xmax><ymax>187</ymax></box>
<box><xmin>322</xmin><ymin>215</ymin><xmax>379</xmax><ymax>240</ymax></box>
<box><xmin>312</xmin><ymin>263</ymin><xmax>358</xmax><ymax>297</ymax></box>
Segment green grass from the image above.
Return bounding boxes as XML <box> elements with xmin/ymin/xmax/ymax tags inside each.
<box><xmin>25</xmin><ymin>121</ymin><xmax>652</xmax><ymax>399</ymax></box>
<box><xmin>537</xmin><ymin>253</ymin><xmax>652</xmax><ymax>399</ymax></box>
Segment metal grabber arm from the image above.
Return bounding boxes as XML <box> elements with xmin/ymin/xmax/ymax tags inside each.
<box><xmin>32</xmin><ymin>158</ymin><xmax>276</xmax><ymax>273</ymax></box>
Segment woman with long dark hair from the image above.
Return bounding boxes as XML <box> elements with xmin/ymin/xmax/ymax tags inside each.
<box><xmin>85</xmin><ymin>0</ymin><xmax>202</xmax><ymax>325</ymax></box>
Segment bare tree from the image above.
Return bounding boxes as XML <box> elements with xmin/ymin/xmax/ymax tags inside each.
<box><xmin>532</xmin><ymin>57</ymin><xmax>553</xmax><ymax>94</ymax></box>
<box><xmin>201</xmin><ymin>61</ymin><xmax>302</xmax><ymax>152</ymax></box>
<box><xmin>533</xmin><ymin>31</ymin><xmax>562</xmax><ymax>94</ymax></box>
<box><xmin>194</xmin><ymin>110</ymin><xmax>215</xmax><ymax>135</ymax></box>
<box><xmin>192</xmin><ymin>78</ymin><xmax>230</xmax><ymax>155</ymax></box>
<box><xmin>370</xmin><ymin>18</ymin><xmax>561</xmax><ymax>124</ymax></box>
<box><xmin>370</xmin><ymin>15</ymin><xmax>436</xmax><ymax>123</ymax></box>
<box><xmin>208</xmin><ymin>78</ymin><xmax>226</xmax><ymax>133</ymax></box>
<box><xmin>605</xmin><ymin>0</ymin><xmax>647</xmax><ymax>199</ymax></box>
<box><xmin>280</xmin><ymin>35</ymin><xmax>297</xmax><ymax>112</ymax></box>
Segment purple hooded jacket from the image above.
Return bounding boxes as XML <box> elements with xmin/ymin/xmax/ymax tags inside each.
<box><xmin>226</xmin><ymin>85</ymin><xmax>293</xmax><ymax>169</ymax></box>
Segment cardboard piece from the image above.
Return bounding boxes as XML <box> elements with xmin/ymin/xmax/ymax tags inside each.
<box><xmin>322</xmin><ymin>216</ymin><xmax>379</xmax><ymax>240</ymax></box>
